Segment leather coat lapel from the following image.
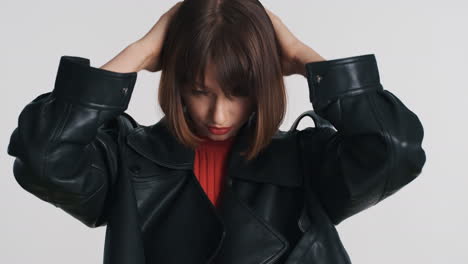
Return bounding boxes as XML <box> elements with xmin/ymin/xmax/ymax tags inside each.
<box><xmin>126</xmin><ymin>114</ymin><xmax>253</xmax><ymax>171</ymax></box>
<box><xmin>126</xmin><ymin>114</ymin><xmax>302</xmax><ymax>187</ymax></box>
<box><xmin>126</xmin><ymin>116</ymin><xmax>195</xmax><ymax>170</ymax></box>
<box><xmin>125</xmin><ymin>114</ymin><xmax>294</xmax><ymax>263</ymax></box>
<box><xmin>213</xmin><ymin>187</ymin><xmax>289</xmax><ymax>264</ymax></box>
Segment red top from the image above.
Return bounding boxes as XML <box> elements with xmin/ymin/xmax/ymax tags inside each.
<box><xmin>193</xmin><ymin>135</ymin><xmax>236</xmax><ymax>207</ymax></box>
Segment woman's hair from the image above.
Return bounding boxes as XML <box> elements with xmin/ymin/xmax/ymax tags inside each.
<box><xmin>158</xmin><ymin>0</ymin><xmax>286</xmax><ymax>162</ymax></box>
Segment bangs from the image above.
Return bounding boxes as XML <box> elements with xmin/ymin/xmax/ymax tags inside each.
<box><xmin>177</xmin><ymin>25</ymin><xmax>256</xmax><ymax>100</ymax></box>
<box><xmin>159</xmin><ymin>0</ymin><xmax>286</xmax><ymax>161</ymax></box>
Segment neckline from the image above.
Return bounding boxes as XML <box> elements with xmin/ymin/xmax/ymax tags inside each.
<box><xmin>197</xmin><ymin>135</ymin><xmax>237</xmax><ymax>148</ymax></box>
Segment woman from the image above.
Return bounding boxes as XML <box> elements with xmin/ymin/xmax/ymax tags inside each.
<box><xmin>7</xmin><ymin>0</ymin><xmax>426</xmax><ymax>263</ymax></box>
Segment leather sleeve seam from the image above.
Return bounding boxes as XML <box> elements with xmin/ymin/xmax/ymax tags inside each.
<box><xmin>367</xmin><ymin>91</ymin><xmax>396</xmax><ymax>203</ymax></box>
<box><xmin>42</xmin><ymin>101</ymin><xmax>72</xmax><ymax>187</ymax></box>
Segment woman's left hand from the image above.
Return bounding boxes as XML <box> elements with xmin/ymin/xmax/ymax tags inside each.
<box><xmin>264</xmin><ymin>7</ymin><xmax>326</xmax><ymax>77</ymax></box>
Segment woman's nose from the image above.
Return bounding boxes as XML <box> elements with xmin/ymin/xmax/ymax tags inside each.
<box><xmin>210</xmin><ymin>101</ymin><xmax>228</xmax><ymax>125</ymax></box>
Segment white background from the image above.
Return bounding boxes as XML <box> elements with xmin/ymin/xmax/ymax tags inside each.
<box><xmin>2</xmin><ymin>0</ymin><xmax>467</xmax><ymax>263</ymax></box>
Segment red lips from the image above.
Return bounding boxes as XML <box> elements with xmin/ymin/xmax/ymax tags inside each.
<box><xmin>207</xmin><ymin>126</ymin><xmax>232</xmax><ymax>135</ymax></box>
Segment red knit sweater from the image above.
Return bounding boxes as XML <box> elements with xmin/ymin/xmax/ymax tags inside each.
<box><xmin>193</xmin><ymin>135</ymin><xmax>236</xmax><ymax>207</ymax></box>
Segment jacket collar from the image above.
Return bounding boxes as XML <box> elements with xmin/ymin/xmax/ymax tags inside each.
<box><xmin>126</xmin><ymin>114</ymin><xmax>302</xmax><ymax>187</ymax></box>
<box><xmin>126</xmin><ymin>115</ymin><xmax>253</xmax><ymax>171</ymax></box>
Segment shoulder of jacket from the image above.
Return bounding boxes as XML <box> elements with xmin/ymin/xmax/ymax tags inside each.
<box><xmin>99</xmin><ymin>112</ymin><xmax>142</xmax><ymax>140</ymax></box>
<box><xmin>118</xmin><ymin>112</ymin><xmax>140</xmax><ymax>130</ymax></box>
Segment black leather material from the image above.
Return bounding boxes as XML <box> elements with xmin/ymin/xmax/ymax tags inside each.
<box><xmin>7</xmin><ymin>54</ymin><xmax>426</xmax><ymax>264</ymax></box>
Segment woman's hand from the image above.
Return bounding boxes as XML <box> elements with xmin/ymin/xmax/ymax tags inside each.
<box><xmin>264</xmin><ymin>7</ymin><xmax>326</xmax><ymax>77</ymax></box>
<box><xmin>100</xmin><ymin>1</ymin><xmax>183</xmax><ymax>73</ymax></box>
<box><xmin>137</xmin><ymin>1</ymin><xmax>183</xmax><ymax>72</ymax></box>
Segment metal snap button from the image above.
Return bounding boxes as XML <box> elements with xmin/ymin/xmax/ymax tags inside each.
<box><xmin>122</xmin><ymin>87</ymin><xmax>128</xmax><ymax>95</ymax></box>
<box><xmin>315</xmin><ymin>74</ymin><xmax>322</xmax><ymax>84</ymax></box>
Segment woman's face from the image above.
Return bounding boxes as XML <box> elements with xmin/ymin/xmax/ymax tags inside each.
<box><xmin>181</xmin><ymin>62</ymin><xmax>255</xmax><ymax>141</ymax></box>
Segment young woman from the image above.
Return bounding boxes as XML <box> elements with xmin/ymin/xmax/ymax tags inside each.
<box><xmin>7</xmin><ymin>0</ymin><xmax>426</xmax><ymax>263</ymax></box>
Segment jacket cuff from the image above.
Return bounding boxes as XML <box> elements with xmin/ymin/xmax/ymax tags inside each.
<box><xmin>305</xmin><ymin>54</ymin><xmax>383</xmax><ymax>111</ymax></box>
<box><xmin>52</xmin><ymin>56</ymin><xmax>137</xmax><ymax>110</ymax></box>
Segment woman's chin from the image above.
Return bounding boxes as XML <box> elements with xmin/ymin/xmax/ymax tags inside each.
<box><xmin>202</xmin><ymin>130</ymin><xmax>236</xmax><ymax>141</ymax></box>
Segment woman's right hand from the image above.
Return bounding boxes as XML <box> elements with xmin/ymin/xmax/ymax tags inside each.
<box><xmin>138</xmin><ymin>1</ymin><xmax>183</xmax><ymax>72</ymax></box>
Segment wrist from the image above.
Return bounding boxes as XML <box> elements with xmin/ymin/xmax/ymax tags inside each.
<box><xmin>133</xmin><ymin>40</ymin><xmax>162</xmax><ymax>72</ymax></box>
<box><xmin>130</xmin><ymin>41</ymin><xmax>158</xmax><ymax>71</ymax></box>
<box><xmin>100</xmin><ymin>42</ymin><xmax>150</xmax><ymax>73</ymax></box>
<box><xmin>293</xmin><ymin>43</ymin><xmax>326</xmax><ymax>77</ymax></box>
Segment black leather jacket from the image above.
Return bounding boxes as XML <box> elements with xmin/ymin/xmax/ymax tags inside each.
<box><xmin>7</xmin><ymin>54</ymin><xmax>426</xmax><ymax>264</ymax></box>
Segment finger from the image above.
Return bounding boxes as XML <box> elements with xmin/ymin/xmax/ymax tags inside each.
<box><xmin>167</xmin><ymin>1</ymin><xmax>183</xmax><ymax>15</ymax></box>
<box><xmin>264</xmin><ymin>7</ymin><xmax>278</xmax><ymax>21</ymax></box>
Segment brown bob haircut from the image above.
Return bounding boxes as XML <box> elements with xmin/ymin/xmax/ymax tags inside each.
<box><xmin>158</xmin><ymin>0</ymin><xmax>287</xmax><ymax>162</ymax></box>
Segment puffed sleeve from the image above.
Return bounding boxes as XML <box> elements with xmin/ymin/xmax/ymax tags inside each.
<box><xmin>7</xmin><ymin>56</ymin><xmax>137</xmax><ymax>227</ymax></box>
<box><xmin>298</xmin><ymin>54</ymin><xmax>426</xmax><ymax>225</ymax></box>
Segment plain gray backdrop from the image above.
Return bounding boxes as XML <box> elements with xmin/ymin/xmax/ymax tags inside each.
<box><xmin>2</xmin><ymin>0</ymin><xmax>466</xmax><ymax>263</ymax></box>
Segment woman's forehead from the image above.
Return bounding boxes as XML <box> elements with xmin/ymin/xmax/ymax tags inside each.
<box><xmin>195</xmin><ymin>63</ymin><xmax>221</xmax><ymax>90</ymax></box>
<box><xmin>186</xmin><ymin>58</ymin><xmax>252</xmax><ymax>98</ymax></box>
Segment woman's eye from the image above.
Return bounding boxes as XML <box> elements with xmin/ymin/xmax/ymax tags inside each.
<box><xmin>192</xmin><ymin>89</ymin><xmax>208</xmax><ymax>96</ymax></box>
